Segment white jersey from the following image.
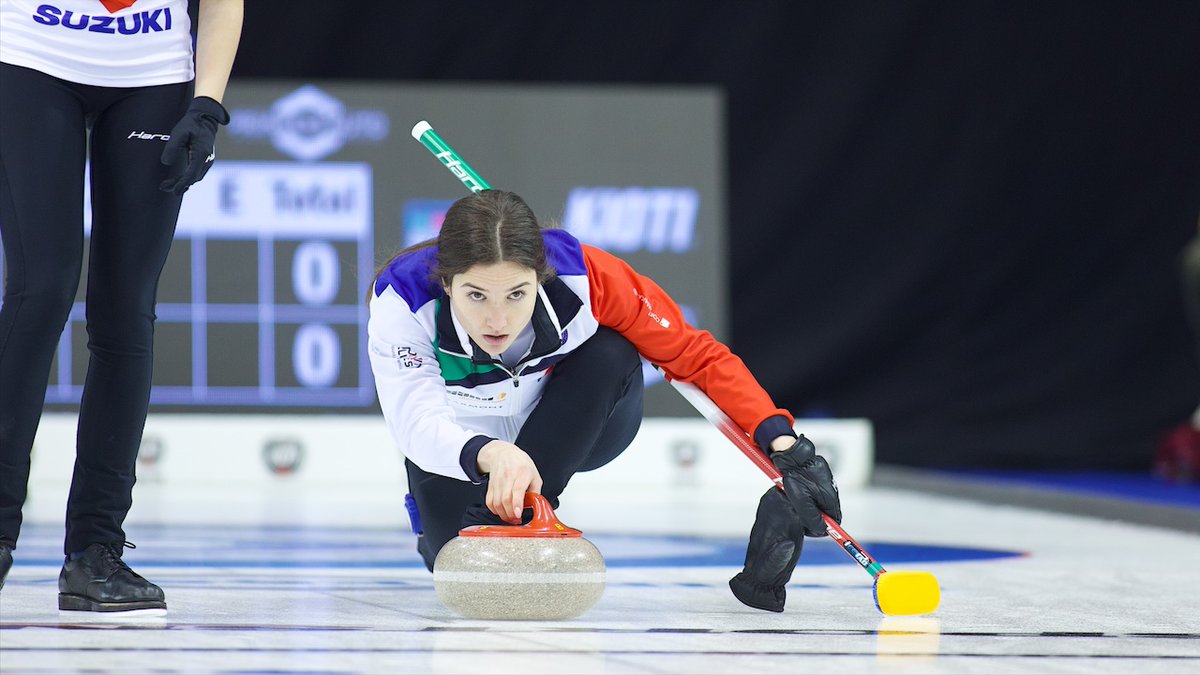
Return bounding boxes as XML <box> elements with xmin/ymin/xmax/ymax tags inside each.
<box><xmin>0</xmin><ymin>0</ymin><xmax>193</xmax><ymax>87</ymax></box>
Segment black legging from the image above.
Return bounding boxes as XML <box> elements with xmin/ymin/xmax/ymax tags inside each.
<box><xmin>0</xmin><ymin>63</ymin><xmax>191</xmax><ymax>554</ymax></box>
<box><xmin>405</xmin><ymin>326</ymin><xmax>644</xmax><ymax>570</ymax></box>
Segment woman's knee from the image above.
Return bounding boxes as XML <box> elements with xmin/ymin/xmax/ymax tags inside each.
<box><xmin>564</xmin><ymin>327</ymin><xmax>642</xmax><ymax>386</ymax></box>
<box><xmin>2</xmin><ymin>273</ymin><xmax>78</xmax><ymax>330</ymax></box>
<box><xmin>586</xmin><ymin>327</ymin><xmax>640</xmax><ymax>364</ymax></box>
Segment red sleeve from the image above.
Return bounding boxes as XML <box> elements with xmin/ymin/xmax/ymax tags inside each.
<box><xmin>582</xmin><ymin>244</ymin><xmax>793</xmax><ymax>439</ymax></box>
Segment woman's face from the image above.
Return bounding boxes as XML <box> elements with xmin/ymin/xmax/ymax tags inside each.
<box><xmin>445</xmin><ymin>261</ymin><xmax>539</xmax><ymax>356</ymax></box>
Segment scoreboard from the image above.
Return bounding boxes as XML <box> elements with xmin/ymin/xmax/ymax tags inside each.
<box><xmin>2</xmin><ymin>81</ymin><xmax>728</xmax><ymax>416</ymax></box>
<box><xmin>149</xmin><ymin>162</ymin><xmax>374</xmax><ymax>407</ymax></box>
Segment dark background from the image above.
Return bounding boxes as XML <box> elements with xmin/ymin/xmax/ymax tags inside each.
<box><xmin>230</xmin><ymin>1</ymin><xmax>1200</xmax><ymax>470</ymax></box>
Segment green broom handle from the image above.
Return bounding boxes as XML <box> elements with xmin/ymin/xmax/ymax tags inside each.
<box><xmin>410</xmin><ymin>121</ymin><xmax>492</xmax><ymax>193</ymax></box>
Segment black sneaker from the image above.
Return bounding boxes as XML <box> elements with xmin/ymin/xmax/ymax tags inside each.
<box><xmin>0</xmin><ymin>542</ymin><xmax>12</xmax><ymax>590</ymax></box>
<box><xmin>58</xmin><ymin>543</ymin><xmax>166</xmax><ymax>612</ymax></box>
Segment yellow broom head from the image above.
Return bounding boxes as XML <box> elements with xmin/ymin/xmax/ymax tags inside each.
<box><xmin>873</xmin><ymin>570</ymin><xmax>941</xmax><ymax>616</ymax></box>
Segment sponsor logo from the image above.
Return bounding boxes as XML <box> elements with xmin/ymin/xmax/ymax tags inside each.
<box><xmin>227</xmin><ymin>86</ymin><xmax>389</xmax><ymax>161</ymax></box>
<box><xmin>670</xmin><ymin>439</ymin><xmax>701</xmax><ymax>469</ymax></box>
<box><xmin>639</xmin><ymin>303</ymin><xmax>697</xmax><ymax>389</ymax></box>
<box><xmin>33</xmin><ymin>5</ymin><xmax>173</xmax><ymax>34</ymax></box>
<box><xmin>127</xmin><ymin>131</ymin><xmax>169</xmax><ymax>141</ymax></box>
<box><xmin>434</xmin><ymin>151</ymin><xmax>486</xmax><ymax>193</ymax></box>
<box><xmin>136</xmin><ymin>435</ymin><xmax>165</xmax><ymax>469</ymax></box>
<box><xmin>632</xmin><ymin>289</ymin><xmax>671</xmax><ymax>328</ymax></box>
<box><xmin>564</xmin><ymin>186</ymin><xmax>700</xmax><ymax>253</ymax></box>
<box><xmin>847</xmin><ymin>545</ymin><xmax>870</xmax><ymax>567</ymax></box>
<box><xmin>447</xmin><ymin>390</ymin><xmax>507</xmax><ymax>402</ymax></box>
<box><xmin>262</xmin><ymin>438</ymin><xmax>305</xmax><ymax>476</ymax></box>
<box><xmin>446</xmin><ymin>388</ymin><xmax>509</xmax><ymax>411</ymax></box>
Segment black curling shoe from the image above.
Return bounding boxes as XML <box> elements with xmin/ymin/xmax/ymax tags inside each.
<box><xmin>58</xmin><ymin>543</ymin><xmax>166</xmax><ymax>612</ymax></box>
<box><xmin>1</xmin><ymin>543</ymin><xmax>12</xmax><ymax>589</ymax></box>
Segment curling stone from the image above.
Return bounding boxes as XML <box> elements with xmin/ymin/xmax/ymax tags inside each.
<box><xmin>433</xmin><ymin>492</ymin><xmax>605</xmax><ymax>620</ymax></box>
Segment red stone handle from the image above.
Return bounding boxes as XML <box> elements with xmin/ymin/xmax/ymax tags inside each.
<box><xmin>458</xmin><ymin>492</ymin><xmax>584</xmax><ymax>538</ymax></box>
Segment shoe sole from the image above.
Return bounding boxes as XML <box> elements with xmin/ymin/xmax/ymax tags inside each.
<box><xmin>58</xmin><ymin>593</ymin><xmax>167</xmax><ymax>612</ymax></box>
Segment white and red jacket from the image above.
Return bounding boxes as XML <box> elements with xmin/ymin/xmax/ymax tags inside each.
<box><xmin>368</xmin><ymin>229</ymin><xmax>794</xmax><ymax>482</ymax></box>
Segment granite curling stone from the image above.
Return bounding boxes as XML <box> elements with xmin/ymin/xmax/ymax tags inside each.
<box><xmin>433</xmin><ymin>492</ymin><xmax>606</xmax><ymax>620</ymax></box>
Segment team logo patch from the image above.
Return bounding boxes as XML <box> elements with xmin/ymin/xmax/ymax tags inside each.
<box><xmin>394</xmin><ymin>346</ymin><xmax>423</xmax><ymax>368</ymax></box>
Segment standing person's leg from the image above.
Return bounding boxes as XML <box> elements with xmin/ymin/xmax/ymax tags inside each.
<box><xmin>57</xmin><ymin>82</ymin><xmax>188</xmax><ymax>612</ymax></box>
<box><xmin>0</xmin><ymin>64</ymin><xmax>89</xmax><ymax>559</ymax></box>
<box><xmin>63</xmin><ymin>82</ymin><xmax>189</xmax><ymax>555</ymax></box>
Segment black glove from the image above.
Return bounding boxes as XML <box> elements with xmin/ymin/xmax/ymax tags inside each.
<box><xmin>729</xmin><ymin>487</ymin><xmax>804</xmax><ymax>612</ymax></box>
<box><xmin>159</xmin><ymin>96</ymin><xmax>230</xmax><ymax>196</ymax></box>
<box><xmin>771</xmin><ymin>434</ymin><xmax>841</xmax><ymax>537</ymax></box>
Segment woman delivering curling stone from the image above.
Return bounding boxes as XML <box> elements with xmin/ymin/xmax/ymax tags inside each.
<box><xmin>368</xmin><ymin>189</ymin><xmax>842</xmax><ymax>612</ymax></box>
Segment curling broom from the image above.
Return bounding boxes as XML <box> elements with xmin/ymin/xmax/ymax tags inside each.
<box><xmin>669</xmin><ymin>378</ymin><xmax>940</xmax><ymax>616</ymax></box>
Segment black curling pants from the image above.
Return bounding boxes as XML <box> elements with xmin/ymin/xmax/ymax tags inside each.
<box><xmin>405</xmin><ymin>327</ymin><xmax>645</xmax><ymax>571</ymax></box>
<box><xmin>0</xmin><ymin>63</ymin><xmax>190</xmax><ymax>554</ymax></box>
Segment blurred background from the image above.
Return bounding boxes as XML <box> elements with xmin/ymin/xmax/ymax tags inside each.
<box><xmin>217</xmin><ymin>0</ymin><xmax>1200</xmax><ymax>471</ymax></box>
<box><xmin>18</xmin><ymin>1</ymin><xmax>1200</xmax><ymax>478</ymax></box>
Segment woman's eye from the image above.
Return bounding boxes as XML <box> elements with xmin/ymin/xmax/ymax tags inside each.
<box><xmin>468</xmin><ymin>291</ymin><xmax>485</xmax><ymax>301</ymax></box>
<box><xmin>508</xmin><ymin>291</ymin><xmax>526</xmax><ymax>301</ymax></box>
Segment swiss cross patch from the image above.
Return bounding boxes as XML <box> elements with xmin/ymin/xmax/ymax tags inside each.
<box><xmin>394</xmin><ymin>346</ymin><xmax>424</xmax><ymax>368</ymax></box>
